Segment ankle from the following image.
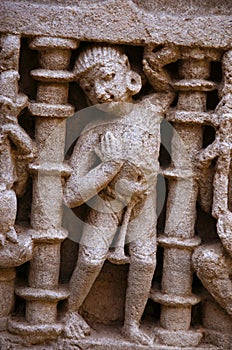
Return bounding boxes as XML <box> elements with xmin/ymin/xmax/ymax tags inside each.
<box><xmin>123</xmin><ymin>320</ymin><xmax>139</xmax><ymax>330</ymax></box>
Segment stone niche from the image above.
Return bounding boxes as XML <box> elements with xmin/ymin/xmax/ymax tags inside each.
<box><xmin>0</xmin><ymin>1</ymin><xmax>232</xmax><ymax>349</ymax></box>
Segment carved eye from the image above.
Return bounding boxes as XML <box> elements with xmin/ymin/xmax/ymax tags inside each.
<box><xmin>103</xmin><ymin>73</ymin><xmax>115</xmax><ymax>81</ymax></box>
<box><xmin>83</xmin><ymin>83</ymin><xmax>93</xmax><ymax>93</ymax></box>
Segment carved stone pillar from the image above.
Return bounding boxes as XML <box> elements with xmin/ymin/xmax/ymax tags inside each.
<box><xmin>150</xmin><ymin>48</ymin><xmax>221</xmax><ymax>347</ymax></box>
<box><xmin>8</xmin><ymin>37</ymin><xmax>78</xmax><ymax>342</ymax></box>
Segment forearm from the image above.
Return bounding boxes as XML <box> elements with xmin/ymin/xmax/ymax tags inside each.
<box><xmin>6</xmin><ymin>124</ymin><xmax>34</xmax><ymax>154</ymax></box>
<box><xmin>197</xmin><ymin>139</ymin><xmax>219</xmax><ymax>167</ymax></box>
<box><xmin>212</xmin><ymin>152</ymin><xmax>230</xmax><ymax>218</ymax></box>
<box><xmin>64</xmin><ymin>160</ymin><xmax>123</xmax><ymax>207</ymax></box>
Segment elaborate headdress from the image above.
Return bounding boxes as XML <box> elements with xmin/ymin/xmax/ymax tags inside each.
<box><xmin>74</xmin><ymin>45</ymin><xmax>129</xmax><ymax>78</ymax></box>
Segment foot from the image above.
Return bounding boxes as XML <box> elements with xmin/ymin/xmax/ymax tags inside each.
<box><xmin>122</xmin><ymin>323</ymin><xmax>153</xmax><ymax>346</ymax></box>
<box><xmin>63</xmin><ymin>311</ymin><xmax>91</xmax><ymax>340</ymax></box>
<box><xmin>6</xmin><ymin>227</ymin><xmax>18</xmax><ymax>243</ymax></box>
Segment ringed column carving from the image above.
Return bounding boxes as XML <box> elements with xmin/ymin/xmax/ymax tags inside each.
<box><xmin>8</xmin><ymin>37</ymin><xmax>79</xmax><ymax>342</ymax></box>
<box><xmin>151</xmin><ymin>48</ymin><xmax>221</xmax><ymax>347</ymax></box>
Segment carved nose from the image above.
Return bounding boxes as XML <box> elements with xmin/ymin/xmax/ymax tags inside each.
<box><xmin>95</xmin><ymin>85</ymin><xmax>105</xmax><ymax>98</ymax></box>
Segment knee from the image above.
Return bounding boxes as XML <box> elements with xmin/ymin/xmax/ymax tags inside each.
<box><xmin>129</xmin><ymin>235</ymin><xmax>157</xmax><ymax>271</ymax></box>
<box><xmin>131</xmin><ymin>253</ymin><xmax>156</xmax><ymax>273</ymax></box>
<box><xmin>192</xmin><ymin>243</ymin><xmax>228</xmax><ymax>279</ymax></box>
<box><xmin>78</xmin><ymin>245</ymin><xmax>106</xmax><ymax>270</ymax></box>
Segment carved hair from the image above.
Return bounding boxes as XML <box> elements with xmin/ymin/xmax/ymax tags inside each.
<box><xmin>74</xmin><ymin>45</ymin><xmax>129</xmax><ymax>78</ymax></box>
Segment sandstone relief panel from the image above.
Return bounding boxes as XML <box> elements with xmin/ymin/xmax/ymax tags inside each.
<box><xmin>0</xmin><ymin>1</ymin><xmax>232</xmax><ymax>349</ymax></box>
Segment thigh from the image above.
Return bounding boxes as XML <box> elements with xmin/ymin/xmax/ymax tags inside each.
<box><xmin>126</xmin><ymin>192</ymin><xmax>157</xmax><ymax>245</ymax></box>
<box><xmin>81</xmin><ymin>198</ymin><xmax>123</xmax><ymax>250</ymax></box>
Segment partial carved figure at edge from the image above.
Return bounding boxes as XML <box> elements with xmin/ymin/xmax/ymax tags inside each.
<box><xmin>192</xmin><ymin>50</ymin><xmax>232</xmax><ymax>319</ymax></box>
<box><xmin>0</xmin><ymin>35</ymin><xmax>35</xmax><ymax>247</ymax></box>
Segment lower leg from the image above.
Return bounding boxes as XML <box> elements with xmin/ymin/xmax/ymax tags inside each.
<box><xmin>123</xmin><ymin>257</ymin><xmax>156</xmax><ymax>345</ymax></box>
<box><xmin>64</xmin><ymin>245</ymin><xmax>106</xmax><ymax>339</ymax></box>
<box><xmin>68</xmin><ymin>256</ymin><xmax>104</xmax><ymax>313</ymax></box>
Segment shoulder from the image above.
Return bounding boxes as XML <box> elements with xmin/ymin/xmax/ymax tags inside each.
<box><xmin>138</xmin><ymin>92</ymin><xmax>174</xmax><ymax>113</ymax></box>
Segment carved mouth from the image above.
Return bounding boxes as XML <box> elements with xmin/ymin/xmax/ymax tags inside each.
<box><xmin>100</xmin><ymin>96</ymin><xmax>115</xmax><ymax>103</ymax></box>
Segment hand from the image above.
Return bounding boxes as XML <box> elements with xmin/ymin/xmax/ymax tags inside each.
<box><xmin>143</xmin><ymin>44</ymin><xmax>180</xmax><ymax>92</ymax></box>
<box><xmin>17</xmin><ymin>143</ymin><xmax>37</xmax><ymax>161</ymax></box>
<box><xmin>17</xmin><ymin>152</ymin><xmax>35</xmax><ymax>161</ymax></box>
<box><xmin>195</xmin><ymin>142</ymin><xmax>219</xmax><ymax>169</ymax></box>
<box><xmin>116</xmin><ymin>178</ymin><xmax>149</xmax><ymax>197</ymax></box>
<box><xmin>143</xmin><ymin>44</ymin><xmax>181</xmax><ymax>69</ymax></box>
<box><xmin>95</xmin><ymin>131</ymin><xmax>123</xmax><ymax>162</ymax></box>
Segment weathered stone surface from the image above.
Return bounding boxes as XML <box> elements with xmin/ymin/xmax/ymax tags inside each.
<box><xmin>0</xmin><ymin>1</ymin><xmax>232</xmax><ymax>349</ymax></box>
<box><xmin>0</xmin><ymin>1</ymin><xmax>232</xmax><ymax>47</ymax></box>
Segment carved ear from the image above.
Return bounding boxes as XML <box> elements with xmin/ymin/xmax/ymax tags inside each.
<box><xmin>126</xmin><ymin>71</ymin><xmax>142</xmax><ymax>95</ymax></box>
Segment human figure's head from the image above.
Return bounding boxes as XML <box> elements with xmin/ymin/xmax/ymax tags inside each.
<box><xmin>74</xmin><ymin>45</ymin><xmax>142</xmax><ymax>104</ymax></box>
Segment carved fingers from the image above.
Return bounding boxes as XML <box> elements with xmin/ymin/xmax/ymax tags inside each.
<box><xmin>95</xmin><ymin>131</ymin><xmax>123</xmax><ymax>162</ymax></box>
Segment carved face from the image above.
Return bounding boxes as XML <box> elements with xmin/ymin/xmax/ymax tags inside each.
<box><xmin>79</xmin><ymin>60</ymin><xmax>142</xmax><ymax>105</ymax></box>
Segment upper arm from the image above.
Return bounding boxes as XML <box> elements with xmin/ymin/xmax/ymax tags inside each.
<box><xmin>68</xmin><ymin>131</ymin><xmax>99</xmax><ymax>178</ymax></box>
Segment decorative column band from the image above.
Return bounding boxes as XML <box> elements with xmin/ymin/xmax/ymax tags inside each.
<box><xmin>8</xmin><ymin>36</ymin><xmax>79</xmax><ymax>342</ymax></box>
<box><xmin>158</xmin><ymin>235</ymin><xmax>201</xmax><ymax>250</ymax></box>
<box><xmin>151</xmin><ymin>236</ymin><xmax>201</xmax><ymax>312</ymax></box>
<box><xmin>28</xmin><ymin>37</ymin><xmax>76</xmax><ymax>119</ymax></box>
<box><xmin>173</xmin><ymin>79</ymin><xmax>217</xmax><ymax>91</ymax></box>
<box><xmin>29</xmin><ymin>163</ymin><xmax>71</xmax><ymax>177</ymax></box>
<box><xmin>167</xmin><ymin>111</ymin><xmax>219</xmax><ymax>126</ymax></box>
<box><xmin>15</xmin><ymin>285</ymin><xmax>70</xmax><ymax>326</ymax></box>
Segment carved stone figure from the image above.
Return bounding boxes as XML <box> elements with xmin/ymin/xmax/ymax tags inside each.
<box><xmin>0</xmin><ymin>100</ymin><xmax>35</xmax><ymax>245</ymax></box>
<box><xmin>63</xmin><ymin>45</ymin><xmax>175</xmax><ymax>346</ymax></box>
<box><xmin>0</xmin><ymin>35</ymin><xmax>35</xmax><ymax>246</ymax></box>
<box><xmin>0</xmin><ymin>1</ymin><xmax>232</xmax><ymax>349</ymax></box>
<box><xmin>192</xmin><ymin>50</ymin><xmax>232</xmax><ymax>319</ymax></box>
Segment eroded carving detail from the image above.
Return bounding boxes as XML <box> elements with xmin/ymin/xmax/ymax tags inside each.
<box><xmin>0</xmin><ymin>26</ymin><xmax>231</xmax><ymax>350</ymax></box>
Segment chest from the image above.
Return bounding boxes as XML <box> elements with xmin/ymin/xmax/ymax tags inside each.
<box><xmin>103</xmin><ymin>123</ymin><xmax>160</xmax><ymax>153</ymax></box>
